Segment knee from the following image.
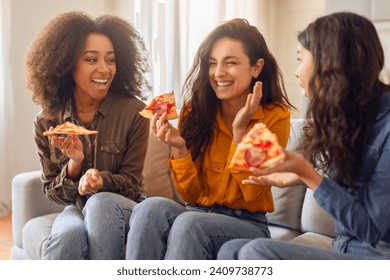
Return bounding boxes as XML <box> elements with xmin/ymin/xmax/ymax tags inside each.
<box><xmin>85</xmin><ymin>192</ymin><xmax>118</xmax><ymax>210</ymax></box>
<box><xmin>85</xmin><ymin>192</ymin><xmax>136</xmax><ymax>217</ymax></box>
<box><xmin>49</xmin><ymin>222</ymin><xmax>87</xmax><ymax>245</ymax></box>
<box><xmin>133</xmin><ymin>197</ymin><xmax>180</xmax><ymax>218</ymax></box>
<box><xmin>173</xmin><ymin>211</ymin><xmax>202</xmax><ymax>228</ymax></box>
<box><xmin>169</xmin><ymin>212</ymin><xmax>204</xmax><ymax>238</ymax></box>
<box><xmin>217</xmin><ymin>239</ymin><xmax>252</xmax><ymax>260</ymax></box>
<box><xmin>236</xmin><ymin>238</ymin><xmax>275</xmax><ymax>260</ymax></box>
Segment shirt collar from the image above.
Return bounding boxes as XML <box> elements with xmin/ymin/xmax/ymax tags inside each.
<box><xmin>63</xmin><ymin>92</ymin><xmax>114</xmax><ymax>122</ymax></box>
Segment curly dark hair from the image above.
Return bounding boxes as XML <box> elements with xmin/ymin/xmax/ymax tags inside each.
<box><xmin>298</xmin><ymin>12</ymin><xmax>390</xmax><ymax>188</ymax></box>
<box><xmin>180</xmin><ymin>18</ymin><xmax>294</xmax><ymax>161</ymax></box>
<box><xmin>25</xmin><ymin>11</ymin><xmax>150</xmax><ymax>119</ymax></box>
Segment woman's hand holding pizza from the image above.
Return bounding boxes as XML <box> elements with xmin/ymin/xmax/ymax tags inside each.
<box><xmin>49</xmin><ymin>128</ymin><xmax>85</xmax><ymax>181</ymax></box>
<box><xmin>232</xmin><ymin>81</ymin><xmax>263</xmax><ymax>144</ymax></box>
<box><xmin>78</xmin><ymin>168</ymin><xmax>103</xmax><ymax>196</ymax></box>
<box><xmin>245</xmin><ymin>150</ymin><xmax>322</xmax><ymax>190</ymax></box>
<box><xmin>48</xmin><ymin>128</ymin><xmax>84</xmax><ymax>163</ymax></box>
<box><xmin>151</xmin><ymin>112</ymin><xmax>188</xmax><ymax>159</ymax></box>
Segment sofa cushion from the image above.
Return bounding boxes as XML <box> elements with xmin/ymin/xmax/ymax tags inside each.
<box><xmin>290</xmin><ymin>232</ymin><xmax>334</xmax><ymax>251</ymax></box>
<box><xmin>286</xmin><ymin>118</ymin><xmax>304</xmax><ymax>152</ymax></box>
<box><xmin>12</xmin><ymin>170</ymin><xmax>64</xmax><ymax>248</ymax></box>
<box><xmin>269</xmin><ymin>224</ymin><xmax>301</xmax><ymax>240</ymax></box>
<box><xmin>22</xmin><ymin>213</ymin><xmax>58</xmax><ymax>259</ymax></box>
<box><xmin>300</xmin><ymin>189</ymin><xmax>336</xmax><ymax>237</ymax></box>
<box><xmin>142</xmin><ymin>128</ymin><xmax>175</xmax><ymax>199</ymax></box>
<box><xmin>267</xmin><ymin>185</ymin><xmax>306</xmax><ymax>230</ymax></box>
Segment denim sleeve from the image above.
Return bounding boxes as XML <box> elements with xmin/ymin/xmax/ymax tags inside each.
<box><xmin>314</xmin><ymin>144</ymin><xmax>390</xmax><ymax>244</ymax></box>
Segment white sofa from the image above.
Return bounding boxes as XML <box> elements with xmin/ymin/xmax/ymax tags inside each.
<box><xmin>11</xmin><ymin>118</ymin><xmax>336</xmax><ymax>259</ymax></box>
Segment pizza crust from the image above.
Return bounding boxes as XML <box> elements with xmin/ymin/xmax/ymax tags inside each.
<box><xmin>138</xmin><ymin>109</ymin><xmax>154</xmax><ymax>120</ymax></box>
<box><xmin>43</xmin><ymin>122</ymin><xmax>98</xmax><ymax>136</ymax></box>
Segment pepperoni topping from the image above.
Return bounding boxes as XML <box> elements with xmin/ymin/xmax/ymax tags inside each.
<box><xmin>245</xmin><ymin>147</ymin><xmax>267</xmax><ymax>167</ymax></box>
<box><xmin>149</xmin><ymin>101</ymin><xmax>168</xmax><ymax>116</ymax></box>
<box><xmin>254</xmin><ymin>140</ymin><xmax>272</xmax><ymax>151</ymax></box>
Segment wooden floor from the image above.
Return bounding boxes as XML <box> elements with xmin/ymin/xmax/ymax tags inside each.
<box><xmin>0</xmin><ymin>213</ymin><xmax>12</xmax><ymax>260</ymax></box>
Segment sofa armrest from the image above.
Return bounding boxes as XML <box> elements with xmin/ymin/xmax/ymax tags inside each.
<box><xmin>12</xmin><ymin>170</ymin><xmax>64</xmax><ymax>248</ymax></box>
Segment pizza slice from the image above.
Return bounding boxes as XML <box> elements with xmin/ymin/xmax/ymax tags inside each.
<box><xmin>43</xmin><ymin>122</ymin><xmax>98</xmax><ymax>136</ymax></box>
<box><xmin>139</xmin><ymin>91</ymin><xmax>178</xmax><ymax>120</ymax></box>
<box><xmin>229</xmin><ymin>123</ymin><xmax>285</xmax><ymax>171</ymax></box>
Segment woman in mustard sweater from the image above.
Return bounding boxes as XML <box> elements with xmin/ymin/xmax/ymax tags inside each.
<box><xmin>126</xmin><ymin>18</ymin><xmax>294</xmax><ymax>259</ymax></box>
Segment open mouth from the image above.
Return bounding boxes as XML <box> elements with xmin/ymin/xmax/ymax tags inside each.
<box><xmin>92</xmin><ymin>78</ymin><xmax>108</xmax><ymax>86</ymax></box>
<box><xmin>216</xmin><ymin>81</ymin><xmax>233</xmax><ymax>88</ymax></box>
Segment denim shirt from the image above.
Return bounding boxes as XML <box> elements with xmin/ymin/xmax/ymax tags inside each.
<box><xmin>314</xmin><ymin>91</ymin><xmax>390</xmax><ymax>246</ymax></box>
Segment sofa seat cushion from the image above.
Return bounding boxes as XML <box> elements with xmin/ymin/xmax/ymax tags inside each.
<box><xmin>290</xmin><ymin>232</ymin><xmax>334</xmax><ymax>251</ymax></box>
<box><xmin>22</xmin><ymin>213</ymin><xmax>58</xmax><ymax>260</ymax></box>
<box><xmin>269</xmin><ymin>225</ymin><xmax>301</xmax><ymax>241</ymax></box>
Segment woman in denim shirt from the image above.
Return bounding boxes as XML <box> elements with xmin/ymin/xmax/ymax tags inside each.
<box><xmin>218</xmin><ymin>12</ymin><xmax>390</xmax><ymax>259</ymax></box>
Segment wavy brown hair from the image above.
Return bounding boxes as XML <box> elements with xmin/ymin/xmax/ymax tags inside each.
<box><xmin>298</xmin><ymin>12</ymin><xmax>390</xmax><ymax>188</ymax></box>
<box><xmin>180</xmin><ymin>18</ymin><xmax>294</xmax><ymax>161</ymax></box>
<box><xmin>25</xmin><ymin>11</ymin><xmax>150</xmax><ymax>119</ymax></box>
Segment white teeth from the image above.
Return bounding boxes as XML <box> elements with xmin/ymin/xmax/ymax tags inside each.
<box><xmin>92</xmin><ymin>79</ymin><xmax>108</xmax><ymax>83</ymax></box>
<box><xmin>217</xmin><ymin>81</ymin><xmax>233</xmax><ymax>87</ymax></box>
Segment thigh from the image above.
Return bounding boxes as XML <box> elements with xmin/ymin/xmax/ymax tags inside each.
<box><xmin>167</xmin><ymin>212</ymin><xmax>269</xmax><ymax>259</ymax></box>
<box><xmin>83</xmin><ymin>192</ymin><xmax>138</xmax><ymax>235</ymax></box>
<box><xmin>51</xmin><ymin>204</ymin><xmax>84</xmax><ymax>234</ymax></box>
<box><xmin>84</xmin><ymin>192</ymin><xmax>139</xmax><ymax>259</ymax></box>
<box><xmin>236</xmin><ymin>238</ymin><xmax>356</xmax><ymax>260</ymax></box>
<box><xmin>217</xmin><ymin>239</ymin><xmax>253</xmax><ymax>260</ymax></box>
<box><xmin>172</xmin><ymin>211</ymin><xmax>269</xmax><ymax>240</ymax></box>
<box><xmin>126</xmin><ymin>197</ymin><xmax>188</xmax><ymax>260</ymax></box>
<box><xmin>43</xmin><ymin>204</ymin><xmax>87</xmax><ymax>259</ymax></box>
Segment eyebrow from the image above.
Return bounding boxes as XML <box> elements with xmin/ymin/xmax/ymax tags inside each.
<box><xmin>209</xmin><ymin>55</ymin><xmax>239</xmax><ymax>60</ymax></box>
<box><xmin>82</xmin><ymin>50</ymin><xmax>115</xmax><ymax>55</ymax></box>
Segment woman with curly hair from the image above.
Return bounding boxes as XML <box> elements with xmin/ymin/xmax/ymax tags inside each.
<box><xmin>25</xmin><ymin>11</ymin><xmax>150</xmax><ymax>259</ymax></box>
<box><xmin>218</xmin><ymin>12</ymin><xmax>390</xmax><ymax>260</ymax></box>
<box><xmin>126</xmin><ymin>18</ymin><xmax>294</xmax><ymax>259</ymax></box>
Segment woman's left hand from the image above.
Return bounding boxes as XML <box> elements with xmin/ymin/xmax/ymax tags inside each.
<box><xmin>232</xmin><ymin>81</ymin><xmax>263</xmax><ymax>144</ymax></box>
<box><xmin>78</xmin><ymin>169</ymin><xmax>103</xmax><ymax>195</ymax></box>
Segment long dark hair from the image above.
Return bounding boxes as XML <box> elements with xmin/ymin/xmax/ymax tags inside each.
<box><xmin>25</xmin><ymin>11</ymin><xmax>150</xmax><ymax>119</ymax></box>
<box><xmin>180</xmin><ymin>18</ymin><xmax>293</xmax><ymax>162</ymax></box>
<box><xmin>298</xmin><ymin>12</ymin><xmax>390</xmax><ymax>188</ymax></box>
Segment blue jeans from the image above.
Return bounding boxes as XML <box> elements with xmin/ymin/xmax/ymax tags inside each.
<box><xmin>217</xmin><ymin>237</ymin><xmax>390</xmax><ymax>260</ymax></box>
<box><xmin>42</xmin><ymin>192</ymin><xmax>137</xmax><ymax>260</ymax></box>
<box><xmin>125</xmin><ymin>197</ymin><xmax>270</xmax><ymax>260</ymax></box>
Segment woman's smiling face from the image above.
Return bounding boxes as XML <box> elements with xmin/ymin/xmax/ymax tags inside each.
<box><xmin>208</xmin><ymin>37</ymin><xmax>262</xmax><ymax>103</ymax></box>
<box><xmin>72</xmin><ymin>33</ymin><xmax>116</xmax><ymax>102</ymax></box>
